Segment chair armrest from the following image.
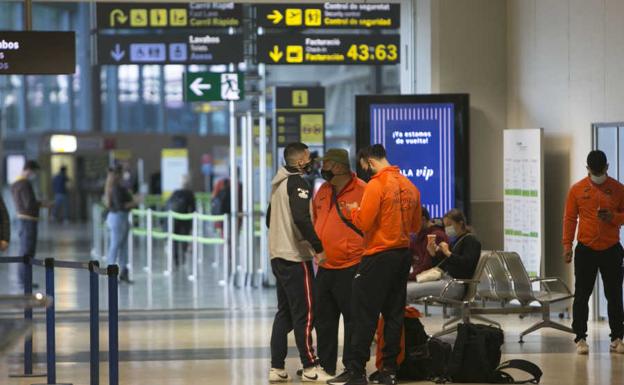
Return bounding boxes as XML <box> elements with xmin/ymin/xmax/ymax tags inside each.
<box><xmin>440</xmin><ymin>279</ymin><xmax>480</xmax><ymax>298</ymax></box>
<box><xmin>530</xmin><ymin>277</ymin><xmax>572</xmax><ymax>295</ymax></box>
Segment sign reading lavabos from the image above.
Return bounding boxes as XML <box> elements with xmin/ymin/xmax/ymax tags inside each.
<box><xmin>0</xmin><ymin>31</ymin><xmax>75</xmax><ymax>74</ymax></box>
<box><xmin>97</xmin><ymin>2</ymin><xmax>242</xmax><ymax>29</ymax></box>
<box><xmin>184</xmin><ymin>72</ymin><xmax>244</xmax><ymax>102</ymax></box>
<box><xmin>255</xmin><ymin>3</ymin><xmax>400</xmax><ymax>29</ymax></box>
<box><xmin>257</xmin><ymin>34</ymin><xmax>399</xmax><ymax>65</ymax></box>
<box><xmin>97</xmin><ymin>34</ymin><xmax>243</xmax><ymax>65</ymax></box>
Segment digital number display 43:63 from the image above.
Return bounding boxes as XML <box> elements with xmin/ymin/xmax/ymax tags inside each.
<box><xmin>346</xmin><ymin>44</ymin><xmax>398</xmax><ymax>62</ymax></box>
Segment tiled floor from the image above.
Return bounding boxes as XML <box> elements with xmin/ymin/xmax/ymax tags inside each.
<box><xmin>1</xmin><ymin>222</ymin><xmax>623</xmax><ymax>384</ymax></box>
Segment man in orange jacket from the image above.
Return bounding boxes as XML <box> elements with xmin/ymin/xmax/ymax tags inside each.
<box><xmin>329</xmin><ymin>144</ymin><xmax>421</xmax><ymax>385</ymax></box>
<box><xmin>563</xmin><ymin>150</ymin><xmax>624</xmax><ymax>355</ymax></box>
<box><xmin>313</xmin><ymin>149</ymin><xmax>366</xmax><ymax>378</ymax></box>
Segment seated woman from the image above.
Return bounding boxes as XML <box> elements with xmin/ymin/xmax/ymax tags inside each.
<box><xmin>408</xmin><ymin>206</ymin><xmax>449</xmax><ymax>279</ymax></box>
<box><xmin>406</xmin><ymin>209</ymin><xmax>482</xmax><ymax>302</ymax></box>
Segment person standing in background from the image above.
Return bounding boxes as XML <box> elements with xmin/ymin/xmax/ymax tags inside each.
<box><xmin>11</xmin><ymin>160</ymin><xmax>47</xmax><ymax>289</ymax></box>
<box><xmin>562</xmin><ymin>150</ymin><xmax>624</xmax><ymax>355</ymax></box>
<box><xmin>167</xmin><ymin>175</ymin><xmax>196</xmax><ymax>267</ymax></box>
<box><xmin>52</xmin><ymin>166</ymin><xmax>70</xmax><ymax>223</ymax></box>
<box><xmin>104</xmin><ymin>166</ymin><xmax>138</xmax><ymax>283</ymax></box>
<box><xmin>0</xmin><ymin>195</ymin><xmax>10</xmax><ymax>253</ymax></box>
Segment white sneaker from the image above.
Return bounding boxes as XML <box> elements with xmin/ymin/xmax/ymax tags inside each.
<box><xmin>576</xmin><ymin>339</ymin><xmax>589</xmax><ymax>355</ymax></box>
<box><xmin>610</xmin><ymin>338</ymin><xmax>624</xmax><ymax>354</ymax></box>
<box><xmin>269</xmin><ymin>368</ymin><xmax>291</xmax><ymax>383</ymax></box>
<box><xmin>301</xmin><ymin>366</ymin><xmax>334</xmax><ymax>382</ymax></box>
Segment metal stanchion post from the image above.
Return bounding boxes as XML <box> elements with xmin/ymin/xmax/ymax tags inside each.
<box><xmin>189</xmin><ymin>214</ymin><xmax>198</xmax><ymax>281</ymax></box>
<box><xmin>127</xmin><ymin>214</ymin><xmax>133</xmax><ymax>280</ymax></box>
<box><xmin>145</xmin><ymin>209</ymin><xmax>153</xmax><ymax>273</ymax></box>
<box><xmin>89</xmin><ymin>261</ymin><xmax>100</xmax><ymax>385</ymax></box>
<box><xmin>107</xmin><ymin>265</ymin><xmax>119</xmax><ymax>385</ymax></box>
<box><xmin>165</xmin><ymin>211</ymin><xmax>173</xmax><ymax>275</ymax></box>
<box><xmin>219</xmin><ymin>215</ymin><xmax>229</xmax><ymax>286</ymax></box>
<box><xmin>24</xmin><ymin>255</ymin><xmax>34</xmax><ymax>375</ymax></box>
<box><xmin>44</xmin><ymin>258</ymin><xmax>57</xmax><ymax>385</ymax></box>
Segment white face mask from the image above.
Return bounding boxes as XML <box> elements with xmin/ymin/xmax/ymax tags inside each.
<box><xmin>445</xmin><ymin>226</ymin><xmax>457</xmax><ymax>239</ymax></box>
<box><xmin>590</xmin><ymin>174</ymin><xmax>607</xmax><ymax>185</ymax></box>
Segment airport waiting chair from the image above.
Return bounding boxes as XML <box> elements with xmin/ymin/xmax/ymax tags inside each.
<box><xmin>413</xmin><ymin>250</ymin><xmax>501</xmax><ymax>337</ymax></box>
<box><xmin>478</xmin><ymin>251</ymin><xmax>516</xmax><ymax>306</ymax></box>
<box><xmin>496</xmin><ymin>251</ymin><xmax>574</xmax><ymax>342</ymax></box>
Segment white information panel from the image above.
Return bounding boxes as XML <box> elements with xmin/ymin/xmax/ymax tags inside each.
<box><xmin>503</xmin><ymin>129</ymin><xmax>544</xmax><ymax>277</ymax></box>
<box><xmin>161</xmin><ymin>148</ymin><xmax>189</xmax><ymax>196</ymax></box>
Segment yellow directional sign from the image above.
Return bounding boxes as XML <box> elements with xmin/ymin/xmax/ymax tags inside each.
<box><xmin>269</xmin><ymin>46</ymin><xmax>283</xmax><ymax>62</ymax></box>
<box><xmin>286</xmin><ymin>45</ymin><xmax>303</xmax><ymax>63</ymax></box>
<box><xmin>129</xmin><ymin>9</ymin><xmax>147</xmax><ymax>27</ymax></box>
<box><xmin>267</xmin><ymin>10</ymin><xmax>283</xmax><ymax>24</ymax></box>
<box><xmin>110</xmin><ymin>9</ymin><xmax>128</xmax><ymax>27</ymax></box>
<box><xmin>304</xmin><ymin>9</ymin><xmax>322</xmax><ymax>26</ymax></box>
<box><xmin>150</xmin><ymin>9</ymin><xmax>168</xmax><ymax>27</ymax></box>
<box><xmin>292</xmin><ymin>90</ymin><xmax>309</xmax><ymax>107</ymax></box>
<box><xmin>169</xmin><ymin>9</ymin><xmax>188</xmax><ymax>27</ymax></box>
<box><xmin>285</xmin><ymin>9</ymin><xmax>303</xmax><ymax>26</ymax></box>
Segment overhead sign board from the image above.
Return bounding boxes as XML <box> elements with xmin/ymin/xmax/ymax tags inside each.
<box><xmin>257</xmin><ymin>34</ymin><xmax>399</xmax><ymax>65</ymax></box>
<box><xmin>97</xmin><ymin>34</ymin><xmax>243</xmax><ymax>65</ymax></box>
<box><xmin>97</xmin><ymin>2</ymin><xmax>242</xmax><ymax>29</ymax></box>
<box><xmin>0</xmin><ymin>31</ymin><xmax>75</xmax><ymax>74</ymax></box>
<box><xmin>255</xmin><ymin>3</ymin><xmax>400</xmax><ymax>29</ymax></box>
<box><xmin>273</xmin><ymin>87</ymin><xmax>325</xmax><ymax>167</ymax></box>
<box><xmin>184</xmin><ymin>72</ymin><xmax>244</xmax><ymax>102</ymax></box>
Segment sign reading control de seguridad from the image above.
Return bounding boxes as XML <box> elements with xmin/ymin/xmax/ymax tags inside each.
<box><xmin>0</xmin><ymin>31</ymin><xmax>75</xmax><ymax>74</ymax></box>
<box><xmin>184</xmin><ymin>72</ymin><xmax>244</xmax><ymax>102</ymax></box>
<box><xmin>97</xmin><ymin>2</ymin><xmax>242</xmax><ymax>29</ymax></box>
<box><xmin>255</xmin><ymin>3</ymin><xmax>400</xmax><ymax>29</ymax></box>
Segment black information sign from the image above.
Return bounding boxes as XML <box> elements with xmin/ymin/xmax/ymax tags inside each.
<box><xmin>97</xmin><ymin>34</ymin><xmax>244</xmax><ymax>65</ymax></box>
<box><xmin>97</xmin><ymin>2</ymin><xmax>242</xmax><ymax>29</ymax></box>
<box><xmin>274</xmin><ymin>87</ymin><xmax>325</xmax><ymax>159</ymax></box>
<box><xmin>256</xmin><ymin>3</ymin><xmax>400</xmax><ymax>29</ymax></box>
<box><xmin>0</xmin><ymin>31</ymin><xmax>75</xmax><ymax>74</ymax></box>
<box><xmin>258</xmin><ymin>34</ymin><xmax>399</xmax><ymax>65</ymax></box>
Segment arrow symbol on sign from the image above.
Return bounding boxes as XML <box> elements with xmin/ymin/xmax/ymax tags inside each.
<box><xmin>269</xmin><ymin>46</ymin><xmax>283</xmax><ymax>62</ymax></box>
<box><xmin>110</xmin><ymin>9</ymin><xmax>128</xmax><ymax>27</ymax></box>
<box><xmin>190</xmin><ymin>77</ymin><xmax>212</xmax><ymax>96</ymax></box>
<box><xmin>267</xmin><ymin>10</ymin><xmax>283</xmax><ymax>24</ymax></box>
<box><xmin>110</xmin><ymin>44</ymin><xmax>125</xmax><ymax>62</ymax></box>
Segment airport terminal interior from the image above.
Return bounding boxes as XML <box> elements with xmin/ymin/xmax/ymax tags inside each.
<box><xmin>1</xmin><ymin>1</ymin><xmax>624</xmax><ymax>384</ymax></box>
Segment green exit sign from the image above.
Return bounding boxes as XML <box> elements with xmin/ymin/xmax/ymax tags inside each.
<box><xmin>183</xmin><ymin>72</ymin><xmax>244</xmax><ymax>102</ymax></box>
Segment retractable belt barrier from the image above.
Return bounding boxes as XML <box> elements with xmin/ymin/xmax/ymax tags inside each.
<box><xmin>0</xmin><ymin>256</ymin><xmax>120</xmax><ymax>385</ymax></box>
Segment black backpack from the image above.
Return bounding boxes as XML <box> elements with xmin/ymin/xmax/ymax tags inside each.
<box><xmin>394</xmin><ymin>316</ymin><xmax>452</xmax><ymax>381</ymax></box>
<box><xmin>447</xmin><ymin>323</ymin><xmax>542</xmax><ymax>384</ymax></box>
<box><xmin>211</xmin><ymin>182</ymin><xmax>231</xmax><ymax>215</ymax></box>
<box><xmin>167</xmin><ymin>191</ymin><xmax>191</xmax><ymax>213</ymax></box>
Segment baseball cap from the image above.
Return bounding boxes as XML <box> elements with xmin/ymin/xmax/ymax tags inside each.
<box><xmin>322</xmin><ymin>149</ymin><xmax>350</xmax><ymax>166</ymax></box>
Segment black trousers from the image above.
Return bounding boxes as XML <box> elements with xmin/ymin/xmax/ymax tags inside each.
<box><xmin>348</xmin><ymin>248</ymin><xmax>411</xmax><ymax>375</ymax></box>
<box><xmin>270</xmin><ymin>258</ymin><xmax>317</xmax><ymax>369</ymax></box>
<box><xmin>173</xmin><ymin>220</ymin><xmax>192</xmax><ymax>266</ymax></box>
<box><xmin>315</xmin><ymin>264</ymin><xmax>359</xmax><ymax>374</ymax></box>
<box><xmin>572</xmin><ymin>242</ymin><xmax>624</xmax><ymax>342</ymax></box>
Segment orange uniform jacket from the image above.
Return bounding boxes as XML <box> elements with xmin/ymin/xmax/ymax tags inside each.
<box><xmin>349</xmin><ymin>166</ymin><xmax>422</xmax><ymax>256</ymax></box>
<box><xmin>563</xmin><ymin>176</ymin><xmax>624</xmax><ymax>252</ymax></box>
<box><xmin>313</xmin><ymin>174</ymin><xmax>366</xmax><ymax>269</ymax></box>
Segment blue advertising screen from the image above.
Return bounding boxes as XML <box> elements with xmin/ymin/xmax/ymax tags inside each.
<box><xmin>369</xmin><ymin>103</ymin><xmax>456</xmax><ymax>219</ymax></box>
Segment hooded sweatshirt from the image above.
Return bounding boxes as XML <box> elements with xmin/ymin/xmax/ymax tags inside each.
<box><xmin>267</xmin><ymin>166</ymin><xmax>323</xmax><ymax>262</ymax></box>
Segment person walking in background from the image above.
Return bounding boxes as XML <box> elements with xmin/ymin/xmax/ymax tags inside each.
<box><xmin>52</xmin><ymin>165</ymin><xmax>70</xmax><ymax>223</ymax></box>
<box><xmin>332</xmin><ymin>144</ymin><xmax>421</xmax><ymax>385</ymax></box>
<box><xmin>267</xmin><ymin>142</ymin><xmax>331</xmax><ymax>383</ymax></box>
<box><xmin>313</xmin><ymin>149</ymin><xmax>366</xmax><ymax>379</ymax></box>
<box><xmin>563</xmin><ymin>150</ymin><xmax>624</xmax><ymax>355</ymax></box>
<box><xmin>104</xmin><ymin>166</ymin><xmax>138</xmax><ymax>283</ymax></box>
<box><xmin>11</xmin><ymin>160</ymin><xmax>47</xmax><ymax>289</ymax></box>
<box><xmin>167</xmin><ymin>175</ymin><xmax>196</xmax><ymax>267</ymax></box>
<box><xmin>0</xmin><ymin>195</ymin><xmax>10</xmax><ymax>253</ymax></box>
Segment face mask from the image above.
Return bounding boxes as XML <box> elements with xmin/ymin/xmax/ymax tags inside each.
<box><xmin>445</xmin><ymin>226</ymin><xmax>457</xmax><ymax>239</ymax></box>
<box><xmin>321</xmin><ymin>169</ymin><xmax>335</xmax><ymax>182</ymax></box>
<box><xmin>301</xmin><ymin>161</ymin><xmax>313</xmax><ymax>174</ymax></box>
<box><xmin>590</xmin><ymin>174</ymin><xmax>607</xmax><ymax>185</ymax></box>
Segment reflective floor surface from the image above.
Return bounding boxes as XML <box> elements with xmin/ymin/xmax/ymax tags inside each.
<box><xmin>1</xmin><ymin>222</ymin><xmax>623</xmax><ymax>384</ymax></box>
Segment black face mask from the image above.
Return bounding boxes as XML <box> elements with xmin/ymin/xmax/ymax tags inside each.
<box><xmin>321</xmin><ymin>169</ymin><xmax>335</xmax><ymax>181</ymax></box>
<box><xmin>360</xmin><ymin>166</ymin><xmax>374</xmax><ymax>182</ymax></box>
<box><xmin>301</xmin><ymin>161</ymin><xmax>313</xmax><ymax>174</ymax></box>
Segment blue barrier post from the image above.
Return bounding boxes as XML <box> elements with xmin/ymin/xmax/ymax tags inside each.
<box><xmin>44</xmin><ymin>258</ymin><xmax>56</xmax><ymax>384</ymax></box>
<box><xmin>24</xmin><ymin>255</ymin><xmax>34</xmax><ymax>376</ymax></box>
<box><xmin>89</xmin><ymin>261</ymin><xmax>100</xmax><ymax>385</ymax></box>
<box><xmin>107</xmin><ymin>265</ymin><xmax>119</xmax><ymax>385</ymax></box>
